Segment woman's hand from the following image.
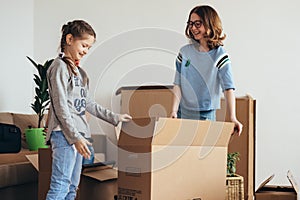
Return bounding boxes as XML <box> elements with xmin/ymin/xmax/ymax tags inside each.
<box><xmin>170</xmin><ymin>111</ymin><xmax>178</xmax><ymax>118</ymax></box>
<box><xmin>74</xmin><ymin>138</ymin><xmax>92</xmax><ymax>159</ymax></box>
<box><xmin>119</xmin><ymin>114</ymin><xmax>132</xmax><ymax>122</ymax></box>
<box><xmin>232</xmin><ymin>119</ymin><xmax>243</xmax><ymax>136</ymax></box>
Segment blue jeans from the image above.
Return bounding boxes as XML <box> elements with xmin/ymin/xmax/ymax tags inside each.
<box><xmin>46</xmin><ymin>131</ymin><xmax>82</xmax><ymax>200</ymax></box>
<box><xmin>177</xmin><ymin>106</ymin><xmax>216</xmax><ymax>121</ymax></box>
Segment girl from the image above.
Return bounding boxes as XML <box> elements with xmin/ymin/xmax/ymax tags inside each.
<box><xmin>46</xmin><ymin>20</ymin><xmax>132</xmax><ymax>200</ymax></box>
<box><xmin>171</xmin><ymin>5</ymin><xmax>242</xmax><ymax>135</ymax></box>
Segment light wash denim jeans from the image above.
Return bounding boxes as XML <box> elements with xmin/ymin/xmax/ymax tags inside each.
<box><xmin>177</xmin><ymin>106</ymin><xmax>216</xmax><ymax>121</ymax></box>
<box><xmin>46</xmin><ymin>131</ymin><xmax>82</xmax><ymax>200</ymax></box>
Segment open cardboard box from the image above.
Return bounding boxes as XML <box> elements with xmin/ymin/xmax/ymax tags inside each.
<box><xmin>117</xmin><ymin>117</ymin><xmax>234</xmax><ymax>200</ymax></box>
<box><xmin>255</xmin><ymin>170</ymin><xmax>299</xmax><ymax>200</ymax></box>
<box><xmin>26</xmin><ymin>148</ymin><xmax>117</xmax><ymax>200</ymax></box>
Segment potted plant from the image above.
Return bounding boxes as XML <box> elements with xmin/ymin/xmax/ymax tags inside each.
<box><xmin>227</xmin><ymin>152</ymin><xmax>240</xmax><ymax>177</ymax></box>
<box><xmin>226</xmin><ymin>152</ymin><xmax>244</xmax><ymax>199</ymax></box>
<box><xmin>25</xmin><ymin>56</ymin><xmax>54</xmax><ymax>151</ymax></box>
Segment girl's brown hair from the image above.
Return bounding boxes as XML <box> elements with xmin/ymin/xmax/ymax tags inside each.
<box><xmin>60</xmin><ymin>20</ymin><xmax>96</xmax><ymax>76</ymax></box>
<box><xmin>185</xmin><ymin>5</ymin><xmax>226</xmax><ymax>49</ymax></box>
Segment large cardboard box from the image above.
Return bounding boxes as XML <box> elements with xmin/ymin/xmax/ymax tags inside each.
<box><xmin>117</xmin><ymin>117</ymin><xmax>234</xmax><ymax>200</ymax></box>
<box><xmin>116</xmin><ymin>85</ymin><xmax>174</xmax><ymax>118</ymax></box>
<box><xmin>26</xmin><ymin>148</ymin><xmax>117</xmax><ymax>200</ymax></box>
<box><xmin>216</xmin><ymin>95</ymin><xmax>256</xmax><ymax>200</ymax></box>
<box><xmin>255</xmin><ymin>171</ymin><xmax>299</xmax><ymax>200</ymax></box>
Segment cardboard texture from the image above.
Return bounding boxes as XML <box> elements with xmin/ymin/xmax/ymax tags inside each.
<box><xmin>117</xmin><ymin>117</ymin><xmax>234</xmax><ymax>200</ymax></box>
<box><xmin>27</xmin><ymin>148</ymin><xmax>117</xmax><ymax>200</ymax></box>
<box><xmin>116</xmin><ymin>85</ymin><xmax>174</xmax><ymax>118</ymax></box>
<box><xmin>0</xmin><ymin>149</ymin><xmax>37</xmax><ymax>165</ymax></box>
<box><xmin>255</xmin><ymin>171</ymin><xmax>299</xmax><ymax>200</ymax></box>
<box><xmin>216</xmin><ymin>95</ymin><xmax>256</xmax><ymax>200</ymax></box>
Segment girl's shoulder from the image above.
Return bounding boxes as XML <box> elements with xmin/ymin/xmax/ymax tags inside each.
<box><xmin>51</xmin><ymin>57</ymin><xmax>67</xmax><ymax>69</ymax></box>
<box><xmin>48</xmin><ymin>57</ymin><xmax>69</xmax><ymax>75</ymax></box>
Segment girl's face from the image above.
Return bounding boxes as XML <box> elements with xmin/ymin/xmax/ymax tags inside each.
<box><xmin>65</xmin><ymin>33</ymin><xmax>95</xmax><ymax>64</ymax></box>
<box><xmin>188</xmin><ymin>13</ymin><xmax>206</xmax><ymax>43</ymax></box>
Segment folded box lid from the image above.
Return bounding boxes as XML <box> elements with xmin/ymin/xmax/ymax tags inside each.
<box><xmin>26</xmin><ymin>151</ymin><xmax>117</xmax><ymax>182</ymax></box>
<box><xmin>118</xmin><ymin>117</ymin><xmax>234</xmax><ymax>148</ymax></box>
<box><xmin>287</xmin><ymin>170</ymin><xmax>300</xmax><ymax>198</ymax></box>
<box><xmin>257</xmin><ymin>171</ymin><xmax>299</xmax><ymax>195</ymax></box>
<box><xmin>256</xmin><ymin>174</ymin><xmax>275</xmax><ymax>191</ymax></box>
<box><xmin>82</xmin><ymin>168</ymin><xmax>117</xmax><ymax>181</ymax></box>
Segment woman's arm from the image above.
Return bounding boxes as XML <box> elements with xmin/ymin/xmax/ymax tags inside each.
<box><xmin>224</xmin><ymin>89</ymin><xmax>243</xmax><ymax>135</ymax></box>
<box><xmin>170</xmin><ymin>85</ymin><xmax>182</xmax><ymax>118</ymax></box>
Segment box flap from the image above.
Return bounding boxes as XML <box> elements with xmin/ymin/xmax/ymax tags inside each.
<box><xmin>82</xmin><ymin>168</ymin><xmax>117</xmax><ymax>181</ymax></box>
<box><xmin>287</xmin><ymin>170</ymin><xmax>299</xmax><ymax>195</ymax></box>
<box><xmin>115</xmin><ymin>85</ymin><xmax>173</xmax><ymax>95</ymax></box>
<box><xmin>257</xmin><ymin>174</ymin><xmax>275</xmax><ymax>191</ymax></box>
<box><xmin>152</xmin><ymin>118</ymin><xmax>234</xmax><ymax>147</ymax></box>
<box><xmin>82</xmin><ymin>160</ymin><xmax>115</xmax><ymax>172</ymax></box>
<box><xmin>118</xmin><ymin>117</ymin><xmax>234</xmax><ymax>147</ymax></box>
<box><xmin>26</xmin><ymin>154</ymin><xmax>39</xmax><ymax>171</ymax></box>
<box><xmin>118</xmin><ymin>117</ymin><xmax>156</xmax><ymax>150</ymax></box>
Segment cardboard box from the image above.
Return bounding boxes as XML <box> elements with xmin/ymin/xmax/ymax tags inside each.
<box><xmin>216</xmin><ymin>95</ymin><xmax>256</xmax><ymax>200</ymax></box>
<box><xmin>26</xmin><ymin>148</ymin><xmax>117</xmax><ymax>200</ymax></box>
<box><xmin>117</xmin><ymin>117</ymin><xmax>234</xmax><ymax>200</ymax></box>
<box><xmin>255</xmin><ymin>170</ymin><xmax>299</xmax><ymax>200</ymax></box>
<box><xmin>116</xmin><ymin>85</ymin><xmax>174</xmax><ymax>118</ymax></box>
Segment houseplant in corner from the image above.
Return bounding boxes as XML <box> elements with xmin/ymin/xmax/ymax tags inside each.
<box><xmin>25</xmin><ymin>56</ymin><xmax>54</xmax><ymax>151</ymax></box>
<box><xmin>226</xmin><ymin>152</ymin><xmax>244</xmax><ymax>200</ymax></box>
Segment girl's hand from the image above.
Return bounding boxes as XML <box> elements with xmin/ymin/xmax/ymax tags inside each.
<box><xmin>74</xmin><ymin>138</ymin><xmax>92</xmax><ymax>159</ymax></box>
<box><xmin>119</xmin><ymin>114</ymin><xmax>132</xmax><ymax>122</ymax></box>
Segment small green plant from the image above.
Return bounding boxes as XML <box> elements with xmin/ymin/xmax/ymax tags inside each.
<box><xmin>27</xmin><ymin>56</ymin><xmax>54</xmax><ymax>128</ymax></box>
<box><xmin>227</xmin><ymin>152</ymin><xmax>240</xmax><ymax>177</ymax></box>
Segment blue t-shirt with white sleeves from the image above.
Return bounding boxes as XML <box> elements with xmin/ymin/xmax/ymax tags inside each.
<box><xmin>174</xmin><ymin>44</ymin><xmax>235</xmax><ymax>111</ymax></box>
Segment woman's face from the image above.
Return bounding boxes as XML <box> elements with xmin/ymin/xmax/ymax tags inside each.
<box><xmin>188</xmin><ymin>13</ymin><xmax>206</xmax><ymax>42</ymax></box>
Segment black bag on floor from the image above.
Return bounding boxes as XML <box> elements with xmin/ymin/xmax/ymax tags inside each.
<box><xmin>0</xmin><ymin>123</ymin><xmax>21</xmax><ymax>153</ymax></box>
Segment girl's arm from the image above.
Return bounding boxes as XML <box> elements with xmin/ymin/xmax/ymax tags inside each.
<box><xmin>170</xmin><ymin>84</ymin><xmax>182</xmax><ymax>118</ymax></box>
<box><xmin>224</xmin><ymin>89</ymin><xmax>243</xmax><ymax>135</ymax></box>
<box><xmin>86</xmin><ymin>95</ymin><xmax>131</xmax><ymax>126</ymax></box>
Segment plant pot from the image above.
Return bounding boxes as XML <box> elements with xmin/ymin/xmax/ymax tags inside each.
<box><xmin>25</xmin><ymin>128</ymin><xmax>48</xmax><ymax>151</ymax></box>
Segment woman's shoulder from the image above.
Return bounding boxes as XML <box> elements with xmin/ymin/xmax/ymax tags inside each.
<box><xmin>179</xmin><ymin>44</ymin><xmax>194</xmax><ymax>54</ymax></box>
<box><xmin>214</xmin><ymin>45</ymin><xmax>227</xmax><ymax>54</ymax></box>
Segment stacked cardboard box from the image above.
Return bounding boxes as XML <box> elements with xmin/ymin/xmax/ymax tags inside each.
<box><xmin>116</xmin><ymin>85</ymin><xmax>174</xmax><ymax>118</ymax></box>
<box><xmin>216</xmin><ymin>95</ymin><xmax>256</xmax><ymax>200</ymax></box>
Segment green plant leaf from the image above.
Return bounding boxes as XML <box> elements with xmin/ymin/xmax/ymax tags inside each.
<box><xmin>27</xmin><ymin>56</ymin><xmax>53</xmax><ymax>128</ymax></box>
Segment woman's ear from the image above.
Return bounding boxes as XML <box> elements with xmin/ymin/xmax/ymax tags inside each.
<box><xmin>66</xmin><ymin>33</ymin><xmax>73</xmax><ymax>45</ymax></box>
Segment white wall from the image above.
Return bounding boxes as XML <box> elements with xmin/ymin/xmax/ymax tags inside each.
<box><xmin>1</xmin><ymin>0</ymin><xmax>300</xmax><ymax>189</ymax></box>
<box><xmin>0</xmin><ymin>0</ymin><xmax>34</xmax><ymax>113</ymax></box>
